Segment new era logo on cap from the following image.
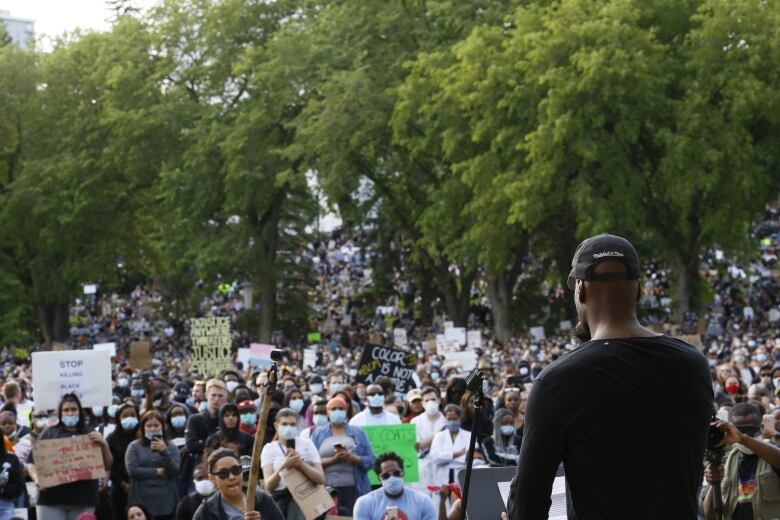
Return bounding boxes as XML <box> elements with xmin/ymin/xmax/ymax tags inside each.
<box><xmin>567</xmin><ymin>234</ymin><xmax>640</xmax><ymax>289</ymax></box>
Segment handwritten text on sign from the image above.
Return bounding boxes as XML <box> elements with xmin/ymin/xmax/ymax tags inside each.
<box><xmin>32</xmin><ymin>351</ymin><xmax>112</xmax><ymax>411</ymax></box>
<box><xmin>356</xmin><ymin>345</ymin><xmax>417</xmax><ymax>394</ymax></box>
<box><xmin>33</xmin><ymin>435</ymin><xmax>106</xmax><ymax>488</ymax></box>
<box><xmin>362</xmin><ymin>424</ymin><xmax>419</xmax><ymax>485</ymax></box>
<box><xmin>189</xmin><ymin>317</ymin><xmax>232</xmax><ymax>376</ymax></box>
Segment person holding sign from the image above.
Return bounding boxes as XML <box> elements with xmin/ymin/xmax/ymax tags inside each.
<box><xmin>125</xmin><ymin>411</ymin><xmax>180</xmax><ymax>520</ymax></box>
<box><xmin>193</xmin><ymin>448</ymin><xmax>284</xmax><ymax>520</ymax></box>
<box><xmin>30</xmin><ymin>393</ymin><xmax>113</xmax><ymax>520</ymax></box>
<box><xmin>260</xmin><ymin>408</ymin><xmax>324</xmax><ymax>520</ymax></box>
<box><xmin>311</xmin><ymin>397</ymin><xmax>375</xmax><ymax>515</ymax></box>
<box><xmin>353</xmin><ymin>452</ymin><xmax>436</xmax><ymax>520</ymax></box>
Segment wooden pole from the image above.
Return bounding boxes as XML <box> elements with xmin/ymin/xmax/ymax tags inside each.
<box><xmin>245</xmin><ymin>363</ymin><xmax>278</xmax><ymax>512</ymax></box>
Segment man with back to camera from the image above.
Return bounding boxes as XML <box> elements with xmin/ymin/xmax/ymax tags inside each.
<box><xmin>702</xmin><ymin>402</ymin><xmax>780</xmax><ymax>520</ymax></box>
<box><xmin>505</xmin><ymin>234</ymin><xmax>713</xmax><ymax>519</ymax></box>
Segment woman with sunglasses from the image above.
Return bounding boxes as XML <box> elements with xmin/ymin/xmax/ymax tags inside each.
<box><xmin>125</xmin><ymin>410</ymin><xmax>180</xmax><ymax>520</ymax></box>
<box><xmin>193</xmin><ymin>448</ymin><xmax>284</xmax><ymax>520</ymax></box>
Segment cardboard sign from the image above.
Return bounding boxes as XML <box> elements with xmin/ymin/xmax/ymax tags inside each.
<box><xmin>281</xmin><ymin>467</ymin><xmax>335</xmax><ymax>520</ymax></box>
<box><xmin>32</xmin><ymin>350</ymin><xmax>112</xmax><ymax>410</ymax></box>
<box><xmin>129</xmin><ymin>341</ymin><xmax>152</xmax><ymax>369</ymax></box>
<box><xmin>444</xmin><ymin>351</ymin><xmax>478</xmax><ymax>371</ymax></box>
<box><xmin>466</xmin><ymin>330</ymin><xmax>481</xmax><ymax>350</ymax></box>
<box><xmin>356</xmin><ymin>344</ymin><xmax>418</xmax><ymax>394</ymax></box>
<box><xmin>363</xmin><ymin>424</ymin><xmax>419</xmax><ymax>485</ymax></box>
<box><xmin>93</xmin><ymin>342</ymin><xmax>116</xmax><ymax>358</ymax></box>
<box><xmin>189</xmin><ymin>317</ymin><xmax>232</xmax><ymax>376</ymax></box>
<box><xmin>436</xmin><ymin>334</ymin><xmax>459</xmax><ymax>355</ymax></box>
<box><xmin>393</xmin><ymin>328</ymin><xmax>407</xmax><ymax>348</ymax></box>
<box><xmin>248</xmin><ymin>343</ymin><xmax>275</xmax><ymax>369</ymax></box>
<box><xmin>426</xmin><ymin>339</ymin><xmax>437</xmax><ymax>353</ymax></box>
<box><xmin>445</xmin><ymin>327</ymin><xmax>466</xmax><ymax>346</ymax></box>
<box><xmin>33</xmin><ymin>435</ymin><xmax>106</xmax><ymax>488</ymax></box>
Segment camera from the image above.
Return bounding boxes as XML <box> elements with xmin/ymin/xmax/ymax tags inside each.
<box><xmin>465</xmin><ymin>368</ymin><xmax>485</xmax><ymax>394</ymax></box>
<box><xmin>707</xmin><ymin>423</ymin><xmax>725</xmax><ymax>450</ymax></box>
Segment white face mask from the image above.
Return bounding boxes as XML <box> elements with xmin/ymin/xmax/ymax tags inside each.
<box><xmin>735</xmin><ymin>434</ymin><xmax>762</xmax><ymax>455</ymax></box>
<box><xmin>226</xmin><ymin>381</ymin><xmax>239</xmax><ymax>393</ymax></box>
<box><xmin>424</xmin><ymin>401</ymin><xmax>440</xmax><ymax>416</ymax></box>
<box><xmin>194</xmin><ymin>479</ymin><xmax>215</xmax><ymax>496</ymax></box>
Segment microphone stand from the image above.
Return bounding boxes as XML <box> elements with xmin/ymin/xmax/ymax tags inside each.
<box><xmin>459</xmin><ymin>383</ymin><xmax>484</xmax><ymax>520</ymax></box>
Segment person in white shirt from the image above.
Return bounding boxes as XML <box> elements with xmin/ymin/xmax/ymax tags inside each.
<box><xmin>261</xmin><ymin>408</ymin><xmax>324</xmax><ymax>520</ymax></box>
<box><xmin>430</xmin><ymin>404</ymin><xmax>471</xmax><ymax>486</ymax></box>
<box><xmin>411</xmin><ymin>387</ymin><xmax>446</xmax><ymax>493</ymax></box>
<box><xmin>349</xmin><ymin>384</ymin><xmax>401</xmax><ymax>427</ymax></box>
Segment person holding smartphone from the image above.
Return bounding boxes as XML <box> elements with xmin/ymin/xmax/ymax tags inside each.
<box><xmin>125</xmin><ymin>410</ymin><xmax>180</xmax><ymax>520</ymax></box>
<box><xmin>261</xmin><ymin>408</ymin><xmax>324</xmax><ymax>520</ymax></box>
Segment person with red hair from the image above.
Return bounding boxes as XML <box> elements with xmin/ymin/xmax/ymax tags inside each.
<box><xmin>310</xmin><ymin>397</ymin><xmax>375</xmax><ymax>515</ymax></box>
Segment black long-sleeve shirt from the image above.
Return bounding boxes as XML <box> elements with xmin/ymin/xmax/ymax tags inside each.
<box><xmin>507</xmin><ymin>335</ymin><xmax>713</xmax><ymax>520</ymax></box>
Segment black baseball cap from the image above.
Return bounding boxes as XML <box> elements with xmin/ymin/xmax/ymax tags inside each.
<box><xmin>567</xmin><ymin>233</ymin><xmax>640</xmax><ymax>289</ymax></box>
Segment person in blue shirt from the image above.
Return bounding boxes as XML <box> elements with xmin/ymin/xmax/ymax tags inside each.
<box><xmin>353</xmin><ymin>451</ymin><xmax>436</xmax><ymax>520</ymax></box>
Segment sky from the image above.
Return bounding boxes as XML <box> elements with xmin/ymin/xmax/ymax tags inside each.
<box><xmin>1</xmin><ymin>0</ymin><xmax>157</xmax><ymax>43</ymax></box>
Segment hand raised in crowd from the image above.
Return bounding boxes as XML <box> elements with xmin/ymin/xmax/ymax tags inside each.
<box><xmin>150</xmin><ymin>437</ymin><xmax>167</xmax><ymax>453</ymax></box>
<box><xmin>711</xmin><ymin>420</ymin><xmax>743</xmax><ymax>445</ymax></box>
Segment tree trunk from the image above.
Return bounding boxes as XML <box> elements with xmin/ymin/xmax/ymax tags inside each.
<box><xmin>669</xmin><ymin>248</ymin><xmax>699</xmax><ymax>318</ymax></box>
<box><xmin>37</xmin><ymin>302</ymin><xmax>69</xmax><ymax>344</ymax></box>
<box><xmin>486</xmin><ymin>272</ymin><xmax>513</xmax><ymax>345</ymax></box>
<box><xmin>257</xmin><ymin>275</ymin><xmax>275</xmax><ymax>343</ymax></box>
<box><xmin>440</xmin><ymin>263</ymin><xmax>474</xmax><ymax>327</ymax></box>
<box><xmin>416</xmin><ymin>268</ymin><xmax>435</xmax><ymax>326</ymax></box>
<box><xmin>253</xmin><ymin>190</ymin><xmax>285</xmax><ymax>344</ymax></box>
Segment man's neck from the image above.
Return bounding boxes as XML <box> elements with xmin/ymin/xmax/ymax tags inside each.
<box><xmin>589</xmin><ymin>318</ymin><xmax>658</xmax><ymax>341</ymax></box>
<box><xmin>384</xmin><ymin>489</ymin><xmax>404</xmax><ymax>500</ymax></box>
<box><xmin>369</xmin><ymin>407</ymin><xmax>384</xmax><ymax>415</ymax></box>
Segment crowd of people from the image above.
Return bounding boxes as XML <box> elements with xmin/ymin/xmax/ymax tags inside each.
<box><xmin>0</xmin><ymin>209</ymin><xmax>777</xmax><ymax>519</ymax></box>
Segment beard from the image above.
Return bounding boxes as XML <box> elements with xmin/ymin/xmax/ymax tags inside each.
<box><xmin>573</xmin><ymin>320</ymin><xmax>592</xmax><ymax>343</ymax></box>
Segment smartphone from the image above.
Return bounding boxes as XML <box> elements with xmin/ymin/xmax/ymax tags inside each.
<box><xmin>286</xmin><ymin>438</ymin><xmax>296</xmax><ymax>449</ymax></box>
<box><xmin>506</xmin><ymin>375</ymin><xmax>525</xmax><ymax>387</ymax></box>
<box><xmin>763</xmin><ymin>414</ymin><xmax>775</xmax><ymax>437</ymax></box>
<box><xmin>333</xmin><ymin>442</ymin><xmax>345</xmax><ymax>450</ymax></box>
<box><xmin>386</xmin><ymin>506</ymin><xmax>399</xmax><ymax>520</ymax></box>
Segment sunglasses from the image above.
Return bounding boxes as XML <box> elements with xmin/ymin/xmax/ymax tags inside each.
<box><xmin>379</xmin><ymin>470</ymin><xmax>403</xmax><ymax>480</ymax></box>
<box><xmin>368</xmin><ymin>392</ymin><xmax>384</xmax><ymax>397</ymax></box>
<box><xmin>212</xmin><ymin>465</ymin><xmax>243</xmax><ymax>479</ymax></box>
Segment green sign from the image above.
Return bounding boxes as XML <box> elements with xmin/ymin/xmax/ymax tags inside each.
<box><xmin>362</xmin><ymin>424</ymin><xmax>419</xmax><ymax>485</ymax></box>
<box><xmin>307</xmin><ymin>332</ymin><xmax>322</xmax><ymax>342</ymax></box>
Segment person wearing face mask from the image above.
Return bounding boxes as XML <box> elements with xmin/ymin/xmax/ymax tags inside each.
<box><xmin>482</xmin><ymin>408</ymin><xmax>521</xmax><ymax>467</ymax></box>
<box><xmin>221</xmin><ymin>371</ymin><xmax>243</xmax><ymax>399</ymax></box>
<box><xmin>28</xmin><ymin>393</ymin><xmax>113</xmax><ymax>519</ymax></box>
<box><xmin>125</xmin><ymin>410</ymin><xmax>180</xmax><ymax>520</ymax></box>
<box><xmin>261</xmin><ymin>409</ymin><xmax>324</xmax><ymax>520</ymax></box>
<box><xmin>12</xmin><ymin>408</ymin><xmax>48</xmax><ymax>479</ymax></box>
<box><xmin>175</xmin><ymin>464</ymin><xmax>214</xmax><ymax>520</ymax></box>
<box><xmin>353</xmin><ymin>451</ymin><xmax>436</xmax><ymax>520</ymax></box>
<box><xmin>237</xmin><ymin>400</ymin><xmax>258</xmax><ymax>436</ymax></box>
<box><xmin>115</xmin><ymin>372</ymin><xmax>132</xmax><ymax>400</ymax></box>
<box><xmin>311</xmin><ymin>397</ymin><xmax>375</xmax><ymax>515</ymax></box>
<box><xmin>734</xmin><ymin>352</ymin><xmax>756</xmax><ymax>386</ymax></box>
<box><xmin>411</xmin><ymin>387</ymin><xmax>446</xmax><ymax>495</ymax></box>
<box><xmin>300</xmin><ymin>400</ymin><xmax>329</xmax><ymax>440</ymax></box>
<box><xmin>703</xmin><ymin>403</ymin><xmax>780</xmax><ymax>520</ymax></box>
<box><xmin>304</xmin><ymin>376</ymin><xmax>326</xmax><ymax>427</ymax></box>
<box><xmin>205</xmin><ymin>403</ymin><xmax>253</xmax><ymax>456</ymax></box>
<box><xmin>283</xmin><ymin>389</ymin><xmax>308</xmax><ymax>429</ymax></box>
<box><xmin>106</xmin><ymin>403</ymin><xmax>140</xmax><ymax>520</ymax></box>
<box><xmin>430</xmin><ymin>404</ymin><xmax>471</xmax><ymax>487</ymax></box>
<box><xmin>166</xmin><ymin>404</ymin><xmax>191</xmax><ymax>498</ymax></box>
<box><xmin>349</xmin><ymin>384</ymin><xmax>401</xmax><ymax>427</ymax></box>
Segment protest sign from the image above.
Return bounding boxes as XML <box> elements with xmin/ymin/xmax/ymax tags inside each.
<box><xmin>444</xmin><ymin>351</ymin><xmax>478</xmax><ymax>371</ymax></box>
<box><xmin>281</xmin><ymin>467</ymin><xmax>335</xmax><ymax>520</ymax></box>
<box><xmin>393</xmin><ymin>328</ymin><xmax>407</xmax><ymax>348</ymax></box>
<box><xmin>303</xmin><ymin>349</ymin><xmax>317</xmax><ymax>369</ymax></box>
<box><xmin>444</xmin><ymin>320</ymin><xmax>454</xmax><ymax>331</ymax></box>
<box><xmin>356</xmin><ymin>344</ymin><xmax>417</xmax><ymax>394</ymax></box>
<box><xmin>236</xmin><ymin>348</ymin><xmax>250</xmax><ymax>368</ymax></box>
<box><xmin>559</xmin><ymin>320</ymin><xmax>572</xmax><ymax>332</ymax></box>
<box><xmin>82</xmin><ymin>284</ymin><xmax>97</xmax><ymax>295</ymax></box>
<box><xmin>32</xmin><ymin>350</ymin><xmax>112</xmax><ymax>410</ymax></box>
<box><xmin>466</xmin><ymin>330</ymin><xmax>481</xmax><ymax>350</ymax></box>
<box><xmin>426</xmin><ymin>339</ymin><xmax>437</xmax><ymax>353</ymax></box>
<box><xmin>530</xmin><ymin>326</ymin><xmax>546</xmax><ymax>341</ymax></box>
<box><xmin>14</xmin><ymin>348</ymin><xmax>28</xmax><ymax>360</ymax></box>
<box><xmin>129</xmin><ymin>341</ymin><xmax>152</xmax><ymax>369</ymax></box>
<box><xmin>93</xmin><ymin>342</ymin><xmax>116</xmax><ymax>358</ymax></box>
<box><xmin>436</xmin><ymin>334</ymin><xmax>459</xmax><ymax>355</ymax></box>
<box><xmin>189</xmin><ymin>317</ymin><xmax>232</xmax><ymax>376</ymax></box>
<box><xmin>368</xmin><ymin>332</ymin><xmax>384</xmax><ymax>345</ymax></box>
<box><xmin>248</xmin><ymin>343</ymin><xmax>275</xmax><ymax>369</ymax></box>
<box><xmin>33</xmin><ymin>435</ymin><xmax>106</xmax><ymax>488</ymax></box>
<box><xmin>307</xmin><ymin>332</ymin><xmax>321</xmax><ymax>343</ymax></box>
<box><xmin>445</xmin><ymin>327</ymin><xmax>466</xmax><ymax>346</ymax></box>
<box><xmin>363</xmin><ymin>424</ymin><xmax>419</xmax><ymax>485</ymax></box>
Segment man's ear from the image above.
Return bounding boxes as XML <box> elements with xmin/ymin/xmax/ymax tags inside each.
<box><xmin>636</xmin><ymin>281</ymin><xmax>642</xmax><ymax>303</ymax></box>
<box><xmin>577</xmin><ymin>280</ymin><xmax>586</xmax><ymax>303</ymax></box>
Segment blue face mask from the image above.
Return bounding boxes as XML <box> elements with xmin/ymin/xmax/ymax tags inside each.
<box><xmin>381</xmin><ymin>475</ymin><xmax>404</xmax><ymax>496</ymax></box>
<box><xmin>241</xmin><ymin>413</ymin><xmax>257</xmax><ymax>426</ymax></box>
<box><xmin>368</xmin><ymin>394</ymin><xmax>385</xmax><ymax>408</ymax></box>
<box><xmin>313</xmin><ymin>414</ymin><xmax>329</xmax><ymax>427</ymax></box>
<box><xmin>447</xmin><ymin>420</ymin><xmax>460</xmax><ymax>433</ymax></box>
<box><xmin>279</xmin><ymin>425</ymin><xmax>298</xmax><ymax>440</ymax></box>
<box><xmin>289</xmin><ymin>399</ymin><xmax>304</xmax><ymax>413</ymax></box>
<box><xmin>92</xmin><ymin>407</ymin><xmax>103</xmax><ymax>417</ymax></box>
<box><xmin>107</xmin><ymin>404</ymin><xmax>119</xmax><ymax>418</ymax></box>
<box><xmin>330</xmin><ymin>383</ymin><xmax>343</xmax><ymax>393</ymax></box>
<box><xmin>500</xmin><ymin>425</ymin><xmax>515</xmax><ymax>436</ymax></box>
<box><xmin>131</xmin><ymin>389</ymin><xmax>144</xmax><ymax>398</ymax></box>
<box><xmin>186</xmin><ymin>397</ymin><xmax>195</xmax><ymax>407</ymax></box>
<box><xmin>118</xmin><ymin>378</ymin><xmax>129</xmax><ymax>388</ymax></box>
<box><xmin>61</xmin><ymin>415</ymin><xmax>79</xmax><ymax>428</ymax></box>
<box><xmin>121</xmin><ymin>417</ymin><xmax>139</xmax><ymax>431</ymax></box>
<box><xmin>329</xmin><ymin>410</ymin><xmax>347</xmax><ymax>425</ymax></box>
<box><xmin>431</xmin><ymin>372</ymin><xmax>440</xmax><ymax>381</ymax></box>
<box><xmin>171</xmin><ymin>415</ymin><xmax>187</xmax><ymax>429</ymax></box>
